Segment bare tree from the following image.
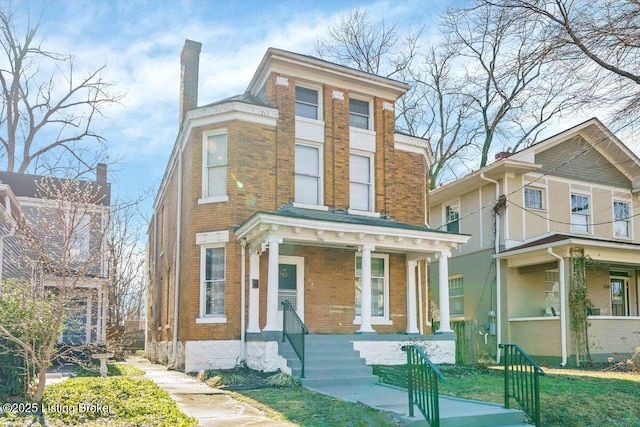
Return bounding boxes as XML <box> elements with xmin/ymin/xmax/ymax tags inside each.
<box><xmin>107</xmin><ymin>195</ymin><xmax>149</xmax><ymax>354</ymax></box>
<box><xmin>0</xmin><ymin>177</ymin><xmax>108</xmax><ymax>402</ymax></box>
<box><xmin>0</xmin><ymin>7</ymin><xmax>123</xmax><ymax>177</ymax></box>
<box><xmin>487</xmin><ymin>0</ymin><xmax>640</xmax><ymax>122</ymax></box>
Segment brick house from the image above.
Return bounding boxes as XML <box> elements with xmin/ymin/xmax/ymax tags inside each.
<box><xmin>428</xmin><ymin>118</ymin><xmax>640</xmax><ymax>366</ymax></box>
<box><xmin>147</xmin><ymin>40</ymin><xmax>469</xmax><ymax>374</ymax></box>
<box><xmin>0</xmin><ymin>167</ymin><xmax>110</xmax><ymax>345</ymax></box>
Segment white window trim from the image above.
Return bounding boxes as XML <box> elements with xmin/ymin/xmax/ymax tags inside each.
<box><xmin>348</xmin><ymin>94</ymin><xmax>374</xmax><ymax>131</ymax></box>
<box><xmin>200</xmin><ymin>128</ymin><xmax>228</xmax><ymax>204</ymax></box>
<box><xmin>349</xmin><ymin>150</ymin><xmax>376</xmax><ymax>214</ymax></box>
<box><xmin>612</xmin><ymin>197</ymin><xmax>632</xmax><ymax>240</ymax></box>
<box><xmin>353</xmin><ymin>253</ymin><xmax>392</xmax><ymax>325</ymax></box>
<box><xmin>295</xmin><ymin>83</ymin><xmax>323</xmax><ymax>122</ymax></box>
<box><xmin>443</xmin><ymin>199</ymin><xmax>460</xmax><ymax>233</ymax></box>
<box><xmin>570</xmin><ymin>191</ymin><xmax>592</xmax><ymax>234</ymax></box>
<box><xmin>524</xmin><ymin>185</ymin><xmax>546</xmax><ymax>211</ymax></box>
<box><xmin>197</xmin><ymin>241</ymin><xmax>228</xmax><ymax>323</ymax></box>
<box><xmin>294</xmin><ymin>141</ymin><xmax>325</xmax><ymax>207</ymax></box>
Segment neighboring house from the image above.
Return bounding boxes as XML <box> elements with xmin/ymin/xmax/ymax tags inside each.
<box><xmin>147</xmin><ymin>40</ymin><xmax>469</xmax><ymax>373</ymax></box>
<box><xmin>429</xmin><ymin>118</ymin><xmax>640</xmax><ymax>366</ymax></box>
<box><xmin>0</xmin><ymin>167</ymin><xmax>111</xmax><ymax>345</ymax></box>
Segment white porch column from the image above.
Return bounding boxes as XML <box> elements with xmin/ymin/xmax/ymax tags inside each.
<box><xmin>406</xmin><ymin>260</ymin><xmax>419</xmax><ymax>334</ymax></box>
<box><xmin>437</xmin><ymin>250</ymin><xmax>453</xmax><ymax>333</ymax></box>
<box><xmin>263</xmin><ymin>238</ymin><xmax>280</xmax><ymax>331</ymax></box>
<box><xmin>358</xmin><ymin>244</ymin><xmax>376</xmax><ymax>333</ymax></box>
<box><xmin>247</xmin><ymin>252</ymin><xmax>261</xmax><ymax>333</ymax></box>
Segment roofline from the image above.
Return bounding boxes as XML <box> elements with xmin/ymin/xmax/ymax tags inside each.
<box><xmin>246</xmin><ymin>47</ymin><xmax>411</xmax><ymax>99</ymax></box>
<box><xmin>494</xmin><ymin>236</ymin><xmax>640</xmax><ymax>259</ymax></box>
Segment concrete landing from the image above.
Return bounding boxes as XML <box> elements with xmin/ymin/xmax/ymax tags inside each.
<box><xmin>308</xmin><ymin>382</ymin><xmax>530</xmax><ymax>427</ymax></box>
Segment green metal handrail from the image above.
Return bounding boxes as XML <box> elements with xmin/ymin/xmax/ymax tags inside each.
<box><xmin>281</xmin><ymin>300</ymin><xmax>309</xmax><ymax>378</ymax></box>
<box><xmin>401</xmin><ymin>344</ymin><xmax>445</xmax><ymax>427</ymax></box>
<box><xmin>500</xmin><ymin>343</ymin><xmax>545</xmax><ymax>427</ymax></box>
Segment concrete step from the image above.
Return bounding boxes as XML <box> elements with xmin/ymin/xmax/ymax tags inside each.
<box><xmin>301</xmin><ymin>375</ymin><xmax>379</xmax><ymax>388</ymax></box>
<box><xmin>293</xmin><ymin>365</ymin><xmax>374</xmax><ymax>379</ymax></box>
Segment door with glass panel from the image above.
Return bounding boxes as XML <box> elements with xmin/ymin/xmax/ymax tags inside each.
<box><xmin>277</xmin><ymin>256</ymin><xmax>305</xmax><ymax>328</ymax></box>
<box><xmin>610</xmin><ymin>278</ymin><xmax>629</xmax><ymax>316</ymax></box>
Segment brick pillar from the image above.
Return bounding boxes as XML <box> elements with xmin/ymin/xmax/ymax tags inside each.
<box><xmin>324</xmin><ymin>86</ymin><xmax>350</xmax><ymax>209</ymax></box>
<box><xmin>374</xmin><ymin>98</ymin><xmax>395</xmax><ymax>216</ymax></box>
<box><xmin>179</xmin><ymin>39</ymin><xmax>202</xmax><ymax>125</ymax></box>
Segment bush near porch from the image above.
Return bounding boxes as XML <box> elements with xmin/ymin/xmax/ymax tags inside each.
<box><xmin>373</xmin><ymin>364</ymin><xmax>640</xmax><ymax>426</ymax></box>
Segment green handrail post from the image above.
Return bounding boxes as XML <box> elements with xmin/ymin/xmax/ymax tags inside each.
<box><xmin>402</xmin><ymin>344</ymin><xmax>444</xmax><ymax>427</ymax></box>
<box><xmin>281</xmin><ymin>300</ymin><xmax>308</xmax><ymax>378</ymax></box>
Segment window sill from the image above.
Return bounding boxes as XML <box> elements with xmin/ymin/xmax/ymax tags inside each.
<box><xmin>353</xmin><ymin>317</ymin><xmax>393</xmax><ymax>326</ymax></box>
<box><xmin>292</xmin><ymin>202</ymin><xmax>329</xmax><ymax>211</ymax></box>
<box><xmin>348</xmin><ymin>209</ymin><xmax>380</xmax><ymax>218</ymax></box>
<box><xmin>613</xmin><ymin>235</ymin><xmax>632</xmax><ymax>240</ymax></box>
<box><xmin>196</xmin><ymin>316</ymin><xmax>227</xmax><ymax>324</ymax></box>
<box><xmin>295</xmin><ymin>116</ymin><xmax>325</xmax><ymax>126</ymax></box>
<box><xmin>349</xmin><ymin>126</ymin><xmax>376</xmax><ymax>135</ymax></box>
<box><xmin>198</xmin><ymin>195</ymin><xmax>229</xmax><ymax>205</ymax></box>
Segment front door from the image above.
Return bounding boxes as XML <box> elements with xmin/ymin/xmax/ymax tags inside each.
<box><xmin>611</xmin><ymin>278</ymin><xmax>629</xmax><ymax>316</ymax></box>
<box><xmin>278</xmin><ymin>256</ymin><xmax>304</xmax><ymax>328</ymax></box>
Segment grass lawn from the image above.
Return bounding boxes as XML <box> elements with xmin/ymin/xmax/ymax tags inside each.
<box><xmin>373</xmin><ymin>364</ymin><xmax>640</xmax><ymax>427</ymax></box>
<box><xmin>0</xmin><ymin>363</ymin><xmax>197</xmax><ymax>427</ymax></box>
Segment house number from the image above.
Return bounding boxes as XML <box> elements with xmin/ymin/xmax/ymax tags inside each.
<box><xmin>317</xmin><ymin>237</ymin><xmax>324</xmax><ymax>242</ymax></box>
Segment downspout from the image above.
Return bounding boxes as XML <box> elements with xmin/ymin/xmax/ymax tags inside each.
<box><xmin>171</xmin><ymin>147</ymin><xmax>183</xmax><ymax>368</ymax></box>
<box><xmin>240</xmin><ymin>239</ymin><xmax>247</xmax><ymax>362</ymax></box>
<box><xmin>547</xmin><ymin>248</ymin><xmax>568</xmax><ymax>366</ymax></box>
<box><xmin>480</xmin><ymin>173</ymin><xmax>502</xmax><ymax>363</ymax></box>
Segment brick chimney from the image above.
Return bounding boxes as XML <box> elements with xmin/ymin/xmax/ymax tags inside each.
<box><xmin>96</xmin><ymin>163</ymin><xmax>107</xmax><ymax>184</ymax></box>
<box><xmin>179</xmin><ymin>39</ymin><xmax>202</xmax><ymax>126</ymax></box>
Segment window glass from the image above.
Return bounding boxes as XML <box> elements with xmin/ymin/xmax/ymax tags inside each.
<box><xmin>445</xmin><ymin>203</ymin><xmax>460</xmax><ymax>233</ymax></box>
<box><xmin>571</xmin><ymin>194</ymin><xmax>590</xmax><ymax>232</ymax></box>
<box><xmin>524</xmin><ymin>187</ymin><xmax>543</xmax><ymax>209</ymax></box>
<box><xmin>448</xmin><ymin>276</ymin><xmax>464</xmax><ymax>317</ymax></box>
<box><xmin>355</xmin><ymin>255</ymin><xmax>386</xmax><ymax>318</ymax></box>
<box><xmin>295</xmin><ymin>144</ymin><xmax>321</xmax><ymax>205</ymax></box>
<box><xmin>349</xmin><ymin>98</ymin><xmax>369</xmax><ymax>129</ymax></box>
<box><xmin>350</xmin><ymin>153</ymin><xmax>372</xmax><ymax>211</ymax></box>
<box><xmin>614</xmin><ymin>201</ymin><xmax>630</xmax><ymax>238</ymax></box>
<box><xmin>205</xmin><ymin>133</ymin><xmax>227</xmax><ymax>198</ymax></box>
<box><xmin>295</xmin><ymin>86</ymin><xmax>318</xmax><ymax>120</ymax></box>
<box><xmin>204</xmin><ymin>247</ymin><xmax>225</xmax><ymax>316</ymax></box>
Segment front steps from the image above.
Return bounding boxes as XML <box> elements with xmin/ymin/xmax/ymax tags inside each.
<box><xmin>277</xmin><ymin>334</ymin><xmax>529</xmax><ymax>427</ymax></box>
<box><xmin>278</xmin><ymin>334</ymin><xmax>378</xmax><ymax>388</ymax></box>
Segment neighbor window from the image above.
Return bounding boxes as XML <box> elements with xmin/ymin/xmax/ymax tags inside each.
<box><xmin>445</xmin><ymin>202</ymin><xmax>460</xmax><ymax>233</ymax></box>
<box><xmin>204</xmin><ymin>132</ymin><xmax>227</xmax><ymax>199</ymax></box>
<box><xmin>571</xmin><ymin>194</ymin><xmax>590</xmax><ymax>233</ymax></box>
<box><xmin>355</xmin><ymin>254</ymin><xmax>388</xmax><ymax>320</ymax></box>
<box><xmin>349</xmin><ymin>98</ymin><xmax>370</xmax><ymax>129</ymax></box>
<box><xmin>449</xmin><ymin>275</ymin><xmax>464</xmax><ymax>317</ymax></box>
<box><xmin>544</xmin><ymin>270</ymin><xmax>560</xmax><ymax>316</ymax></box>
<box><xmin>350</xmin><ymin>153</ymin><xmax>374</xmax><ymax>211</ymax></box>
<box><xmin>65</xmin><ymin>212</ymin><xmax>90</xmax><ymax>262</ymax></box>
<box><xmin>524</xmin><ymin>187</ymin><xmax>543</xmax><ymax>210</ymax></box>
<box><xmin>295</xmin><ymin>86</ymin><xmax>319</xmax><ymax>120</ymax></box>
<box><xmin>613</xmin><ymin>201</ymin><xmax>630</xmax><ymax>238</ymax></box>
<box><xmin>201</xmin><ymin>246</ymin><xmax>225</xmax><ymax>317</ymax></box>
<box><xmin>295</xmin><ymin>143</ymin><xmax>322</xmax><ymax>205</ymax></box>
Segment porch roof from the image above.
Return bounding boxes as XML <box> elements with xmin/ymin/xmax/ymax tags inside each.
<box><xmin>494</xmin><ymin>233</ymin><xmax>640</xmax><ymax>268</ymax></box>
<box><xmin>235</xmin><ymin>205</ymin><xmax>470</xmax><ymax>256</ymax></box>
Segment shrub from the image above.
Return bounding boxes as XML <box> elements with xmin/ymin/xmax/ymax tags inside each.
<box><xmin>72</xmin><ymin>363</ymin><xmax>144</xmax><ymax>377</ymax></box>
<box><xmin>266</xmin><ymin>372</ymin><xmax>300</xmax><ymax>388</ymax></box>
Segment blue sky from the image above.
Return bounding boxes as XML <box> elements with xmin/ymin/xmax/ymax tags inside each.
<box><xmin>11</xmin><ymin>0</ymin><xmax>632</xmax><ymax>220</ymax></box>
<box><xmin>13</xmin><ymin>0</ymin><xmax>451</xmax><ymax>219</ymax></box>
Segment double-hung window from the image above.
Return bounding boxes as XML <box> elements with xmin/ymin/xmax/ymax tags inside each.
<box><xmin>204</xmin><ymin>131</ymin><xmax>227</xmax><ymax>200</ymax></box>
<box><xmin>349</xmin><ymin>98</ymin><xmax>370</xmax><ymax>129</ymax></box>
<box><xmin>295</xmin><ymin>86</ymin><xmax>319</xmax><ymax>120</ymax></box>
<box><xmin>355</xmin><ymin>254</ymin><xmax>389</xmax><ymax>322</ymax></box>
<box><xmin>524</xmin><ymin>187</ymin><xmax>543</xmax><ymax>210</ymax></box>
<box><xmin>295</xmin><ymin>143</ymin><xmax>322</xmax><ymax>206</ymax></box>
<box><xmin>445</xmin><ymin>202</ymin><xmax>460</xmax><ymax>233</ymax></box>
<box><xmin>571</xmin><ymin>194</ymin><xmax>590</xmax><ymax>233</ymax></box>
<box><xmin>448</xmin><ymin>275</ymin><xmax>464</xmax><ymax>317</ymax></box>
<box><xmin>350</xmin><ymin>153</ymin><xmax>373</xmax><ymax>211</ymax></box>
<box><xmin>614</xmin><ymin>200</ymin><xmax>630</xmax><ymax>238</ymax></box>
<box><xmin>201</xmin><ymin>246</ymin><xmax>226</xmax><ymax>318</ymax></box>
<box><xmin>65</xmin><ymin>212</ymin><xmax>90</xmax><ymax>262</ymax></box>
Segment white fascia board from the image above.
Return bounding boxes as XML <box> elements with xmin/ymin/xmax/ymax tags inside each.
<box><xmin>394</xmin><ymin>133</ymin><xmax>432</xmax><ymax>164</ymax></box>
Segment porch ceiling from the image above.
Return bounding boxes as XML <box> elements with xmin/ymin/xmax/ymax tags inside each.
<box><xmin>235</xmin><ymin>206</ymin><xmax>469</xmax><ymax>257</ymax></box>
<box><xmin>495</xmin><ymin>234</ymin><xmax>640</xmax><ymax>268</ymax></box>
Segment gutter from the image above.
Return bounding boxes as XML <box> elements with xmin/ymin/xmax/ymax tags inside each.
<box><xmin>480</xmin><ymin>173</ymin><xmax>502</xmax><ymax>363</ymax></box>
<box><xmin>547</xmin><ymin>248</ymin><xmax>568</xmax><ymax>366</ymax></box>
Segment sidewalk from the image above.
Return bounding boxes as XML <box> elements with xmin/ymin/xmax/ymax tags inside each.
<box><xmin>126</xmin><ymin>356</ymin><xmax>295</xmax><ymax>427</ymax></box>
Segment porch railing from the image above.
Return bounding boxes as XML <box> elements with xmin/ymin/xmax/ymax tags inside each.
<box><xmin>402</xmin><ymin>344</ymin><xmax>445</xmax><ymax>427</ymax></box>
<box><xmin>281</xmin><ymin>300</ymin><xmax>309</xmax><ymax>378</ymax></box>
<box><xmin>500</xmin><ymin>343</ymin><xmax>545</xmax><ymax>427</ymax></box>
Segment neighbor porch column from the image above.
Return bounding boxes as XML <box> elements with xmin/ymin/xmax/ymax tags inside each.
<box><xmin>247</xmin><ymin>252</ymin><xmax>261</xmax><ymax>333</ymax></box>
<box><xmin>406</xmin><ymin>259</ymin><xmax>419</xmax><ymax>334</ymax></box>
<box><xmin>437</xmin><ymin>250</ymin><xmax>453</xmax><ymax>333</ymax></box>
<box><xmin>263</xmin><ymin>237</ymin><xmax>280</xmax><ymax>331</ymax></box>
<box><xmin>357</xmin><ymin>244</ymin><xmax>376</xmax><ymax>333</ymax></box>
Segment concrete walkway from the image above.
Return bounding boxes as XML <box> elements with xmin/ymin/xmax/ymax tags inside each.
<box><xmin>127</xmin><ymin>356</ymin><xmax>295</xmax><ymax>427</ymax></box>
